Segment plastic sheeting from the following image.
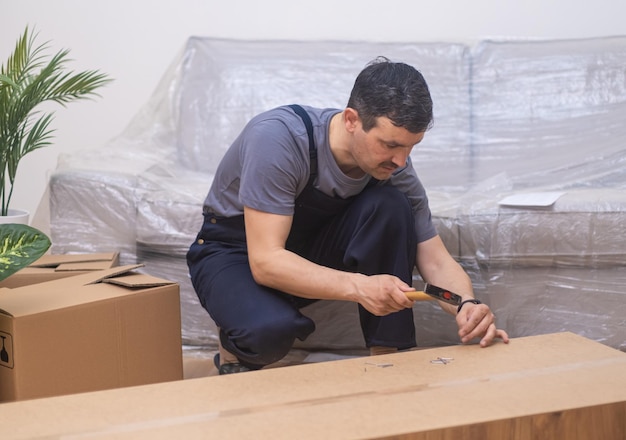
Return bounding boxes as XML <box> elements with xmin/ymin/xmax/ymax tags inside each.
<box><xmin>430</xmin><ymin>184</ymin><xmax>626</xmax><ymax>350</ymax></box>
<box><xmin>50</xmin><ymin>37</ymin><xmax>471</xmax><ymax>348</ymax></box>
<box><xmin>48</xmin><ymin>36</ymin><xmax>626</xmax><ymax>351</ymax></box>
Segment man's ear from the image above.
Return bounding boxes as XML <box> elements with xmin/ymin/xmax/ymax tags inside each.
<box><xmin>344</xmin><ymin>107</ymin><xmax>360</xmax><ymax>133</ymax></box>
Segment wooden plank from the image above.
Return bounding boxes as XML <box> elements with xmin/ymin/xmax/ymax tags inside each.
<box><xmin>0</xmin><ymin>332</ymin><xmax>624</xmax><ymax>439</ymax></box>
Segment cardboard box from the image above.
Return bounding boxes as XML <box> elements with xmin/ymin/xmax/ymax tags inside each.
<box><xmin>0</xmin><ymin>332</ymin><xmax>624</xmax><ymax>439</ymax></box>
<box><xmin>0</xmin><ymin>264</ymin><xmax>183</xmax><ymax>402</ymax></box>
<box><xmin>0</xmin><ymin>252</ymin><xmax>120</xmax><ymax>288</ymax></box>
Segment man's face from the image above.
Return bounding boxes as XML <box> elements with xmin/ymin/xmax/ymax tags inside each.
<box><xmin>351</xmin><ymin>115</ymin><xmax>425</xmax><ymax>180</ymax></box>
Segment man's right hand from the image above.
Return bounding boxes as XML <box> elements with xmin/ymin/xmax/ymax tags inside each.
<box><xmin>351</xmin><ymin>274</ymin><xmax>415</xmax><ymax>316</ymax></box>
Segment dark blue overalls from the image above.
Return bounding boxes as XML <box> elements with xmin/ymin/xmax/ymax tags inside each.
<box><xmin>186</xmin><ymin>105</ymin><xmax>418</xmax><ymax>369</ymax></box>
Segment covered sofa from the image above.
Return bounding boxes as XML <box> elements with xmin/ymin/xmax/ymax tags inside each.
<box><xmin>47</xmin><ymin>36</ymin><xmax>626</xmax><ymax>352</ymax></box>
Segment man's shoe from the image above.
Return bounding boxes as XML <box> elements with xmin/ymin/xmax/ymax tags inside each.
<box><xmin>213</xmin><ymin>353</ymin><xmax>251</xmax><ymax>375</ymax></box>
<box><xmin>369</xmin><ymin>346</ymin><xmax>399</xmax><ymax>356</ymax></box>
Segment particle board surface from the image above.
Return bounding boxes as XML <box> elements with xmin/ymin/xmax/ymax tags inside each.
<box><xmin>0</xmin><ymin>332</ymin><xmax>624</xmax><ymax>439</ymax></box>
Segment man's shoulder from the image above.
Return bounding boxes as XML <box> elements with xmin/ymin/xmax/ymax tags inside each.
<box><xmin>253</xmin><ymin>105</ymin><xmax>339</xmax><ymax>124</ymax></box>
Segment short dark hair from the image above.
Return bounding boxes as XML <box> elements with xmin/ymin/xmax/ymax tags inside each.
<box><xmin>347</xmin><ymin>57</ymin><xmax>433</xmax><ymax>133</ymax></box>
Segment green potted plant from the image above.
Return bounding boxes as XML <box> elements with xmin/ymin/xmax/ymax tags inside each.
<box><xmin>0</xmin><ymin>26</ymin><xmax>111</xmax><ymax>280</ymax></box>
<box><xmin>0</xmin><ymin>25</ymin><xmax>111</xmax><ymax>219</ymax></box>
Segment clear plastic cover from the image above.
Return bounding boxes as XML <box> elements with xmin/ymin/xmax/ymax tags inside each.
<box><xmin>48</xmin><ymin>36</ymin><xmax>626</xmax><ymax>352</ymax></box>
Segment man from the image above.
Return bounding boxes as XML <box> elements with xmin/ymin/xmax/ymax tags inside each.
<box><xmin>187</xmin><ymin>57</ymin><xmax>509</xmax><ymax>374</ymax></box>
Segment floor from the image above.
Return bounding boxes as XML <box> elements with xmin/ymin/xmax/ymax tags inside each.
<box><xmin>182</xmin><ymin>346</ymin><xmax>369</xmax><ymax>379</ymax></box>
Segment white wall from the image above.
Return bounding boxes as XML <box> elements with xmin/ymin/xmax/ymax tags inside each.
<box><xmin>1</xmin><ymin>0</ymin><xmax>625</xmax><ymax>227</ymax></box>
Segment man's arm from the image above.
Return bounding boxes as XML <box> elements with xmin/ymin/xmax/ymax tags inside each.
<box><xmin>243</xmin><ymin>206</ymin><xmax>415</xmax><ymax>316</ymax></box>
<box><xmin>416</xmin><ymin>235</ymin><xmax>509</xmax><ymax>347</ymax></box>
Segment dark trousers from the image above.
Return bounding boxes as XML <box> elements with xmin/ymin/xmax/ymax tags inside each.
<box><xmin>186</xmin><ymin>186</ymin><xmax>418</xmax><ymax>369</ymax></box>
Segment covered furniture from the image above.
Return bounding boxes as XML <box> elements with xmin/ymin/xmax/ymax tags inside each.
<box><xmin>48</xmin><ymin>36</ymin><xmax>626</xmax><ymax>352</ymax></box>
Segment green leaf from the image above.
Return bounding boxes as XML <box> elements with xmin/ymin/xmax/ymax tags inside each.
<box><xmin>0</xmin><ymin>74</ymin><xmax>17</xmax><ymax>87</ymax></box>
<box><xmin>0</xmin><ymin>223</ymin><xmax>51</xmax><ymax>282</ymax></box>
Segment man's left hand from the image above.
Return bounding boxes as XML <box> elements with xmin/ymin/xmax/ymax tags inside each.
<box><xmin>456</xmin><ymin>303</ymin><xmax>510</xmax><ymax>347</ymax></box>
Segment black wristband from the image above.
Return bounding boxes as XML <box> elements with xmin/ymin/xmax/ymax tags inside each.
<box><xmin>457</xmin><ymin>299</ymin><xmax>482</xmax><ymax>313</ymax></box>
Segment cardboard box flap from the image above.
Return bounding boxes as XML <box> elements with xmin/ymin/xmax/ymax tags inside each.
<box><xmin>29</xmin><ymin>252</ymin><xmax>119</xmax><ymax>269</ymax></box>
<box><xmin>0</xmin><ymin>252</ymin><xmax>122</xmax><ymax>289</ymax></box>
<box><xmin>55</xmin><ymin>261</ymin><xmax>118</xmax><ymax>272</ymax></box>
<box><xmin>101</xmin><ymin>273</ymin><xmax>176</xmax><ymax>288</ymax></box>
<box><xmin>0</xmin><ymin>265</ymin><xmax>147</xmax><ymax>317</ymax></box>
<box><xmin>82</xmin><ymin>264</ymin><xmax>145</xmax><ymax>285</ymax></box>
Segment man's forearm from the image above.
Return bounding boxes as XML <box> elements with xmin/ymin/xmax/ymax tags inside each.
<box><xmin>415</xmin><ymin>236</ymin><xmax>475</xmax><ymax>315</ymax></box>
<box><xmin>249</xmin><ymin>247</ymin><xmax>365</xmax><ymax>302</ymax></box>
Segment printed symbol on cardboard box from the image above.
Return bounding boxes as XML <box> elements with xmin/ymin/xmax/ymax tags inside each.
<box><xmin>0</xmin><ymin>332</ymin><xmax>14</xmax><ymax>369</ymax></box>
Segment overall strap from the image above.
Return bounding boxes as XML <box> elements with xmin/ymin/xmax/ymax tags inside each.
<box><xmin>288</xmin><ymin>104</ymin><xmax>378</xmax><ymax>187</ymax></box>
<box><xmin>288</xmin><ymin>104</ymin><xmax>318</xmax><ymax>184</ymax></box>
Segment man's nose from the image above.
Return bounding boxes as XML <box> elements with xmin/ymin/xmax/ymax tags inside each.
<box><xmin>392</xmin><ymin>149</ymin><xmax>410</xmax><ymax>167</ymax></box>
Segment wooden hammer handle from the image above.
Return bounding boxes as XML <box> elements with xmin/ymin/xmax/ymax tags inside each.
<box><xmin>405</xmin><ymin>290</ymin><xmax>433</xmax><ymax>301</ymax></box>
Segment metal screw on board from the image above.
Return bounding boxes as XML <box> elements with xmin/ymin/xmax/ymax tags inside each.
<box><xmin>430</xmin><ymin>357</ymin><xmax>454</xmax><ymax>365</ymax></box>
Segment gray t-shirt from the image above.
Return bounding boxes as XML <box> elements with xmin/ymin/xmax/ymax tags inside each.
<box><xmin>203</xmin><ymin>105</ymin><xmax>437</xmax><ymax>243</ymax></box>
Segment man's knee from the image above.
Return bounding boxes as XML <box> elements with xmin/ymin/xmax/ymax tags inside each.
<box><xmin>223</xmin><ymin>310</ymin><xmax>315</xmax><ymax>367</ymax></box>
<box><xmin>362</xmin><ymin>186</ymin><xmax>412</xmax><ymax>220</ymax></box>
<box><xmin>341</xmin><ymin>186</ymin><xmax>417</xmax><ymax>276</ymax></box>
<box><xmin>348</xmin><ymin>186</ymin><xmax>415</xmax><ymax>243</ymax></box>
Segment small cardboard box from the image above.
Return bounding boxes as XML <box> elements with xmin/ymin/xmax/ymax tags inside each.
<box><xmin>0</xmin><ymin>332</ymin><xmax>624</xmax><ymax>438</ymax></box>
<box><xmin>0</xmin><ymin>252</ymin><xmax>120</xmax><ymax>288</ymax></box>
<box><xmin>0</xmin><ymin>264</ymin><xmax>183</xmax><ymax>402</ymax></box>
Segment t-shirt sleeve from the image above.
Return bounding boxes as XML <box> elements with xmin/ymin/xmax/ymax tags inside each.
<box><xmin>238</xmin><ymin>118</ymin><xmax>308</xmax><ymax>216</ymax></box>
